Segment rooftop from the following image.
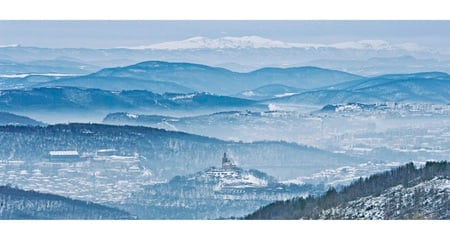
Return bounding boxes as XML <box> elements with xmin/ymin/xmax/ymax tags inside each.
<box><xmin>97</xmin><ymin>149</ymin><xmax>116</xmax><ymax>153</ymax></box>
<box><xmin>49</xmin><ymin>150</ymin><xmax>79</xmax><ymax>156</ymax></box>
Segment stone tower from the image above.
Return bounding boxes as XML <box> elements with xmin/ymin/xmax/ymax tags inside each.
<box><xmin>222</xmin><ymin>152</ymin><xmax>232</xmax><ymax>168</ymax></box>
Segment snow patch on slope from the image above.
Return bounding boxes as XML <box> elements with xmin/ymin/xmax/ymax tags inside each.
<box><xmin>122</xmin><ymin>36</ymin><xmax>428</xmax><ymax>52</ymax></box>
<box><xmin>0</xmin><ymin>73</ymin><xmax>79</xmax><ymax>78</ymax></box>
<box><xmin>319</xmin><ymin>177</ymin><xmax>450</xmax><ymax>220</ymax></box>
<box><xmin>169</xmin><ymin>93</ymin><xmax>197</xmax><ymax>101</ymax></box>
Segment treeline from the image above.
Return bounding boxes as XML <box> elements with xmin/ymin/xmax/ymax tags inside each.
<box><xmin>0</xmin><ymin>185</ymin><xmax>134</xmax><ymax>219</ymax></box>
<box><xmin>245</xmin><ymin>161</ymin><xmax>449</xmax><ymax>219</ymax></box>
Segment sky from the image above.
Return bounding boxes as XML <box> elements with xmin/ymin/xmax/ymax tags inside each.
<box><xmin>0</xmin><ymin>21</ymin><xmax>450</xmax><ymax>50</ymax></box>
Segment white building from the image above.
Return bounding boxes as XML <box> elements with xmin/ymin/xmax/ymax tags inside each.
<box><xmin>96</xmin><ymin>148</ymin><xmax>117</xmax><ymax>157</ymax></box>
<box><xmin>49</xmin><ymin>150</ymin><xmax>80</xmax><ymax>162</ymax></box>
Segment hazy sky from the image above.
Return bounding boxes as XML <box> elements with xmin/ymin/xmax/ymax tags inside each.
<box><xmin>1</xmin><ymin>21</ymin><xmax>449</xmax><ymax>49</ymax></box>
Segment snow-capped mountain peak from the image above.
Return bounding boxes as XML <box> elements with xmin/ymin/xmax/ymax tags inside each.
<box><xmin>121</xmin><ymin>36</ymin><xmax>428</xmax><ymax>52</ymax></box>
<box><xmin>330</xmin><ymin>40</ymin><xmax>391</xmax><ymax>50</ymax></box>
<box><xmin>125</xmin><ymin>36</ymin><xmax>292</xmax><ymax>50</ymax></box>
<box><xmin>329</xmin><ymin>40</ymin><xmax>426</xmax><ymax>51</ymax></box>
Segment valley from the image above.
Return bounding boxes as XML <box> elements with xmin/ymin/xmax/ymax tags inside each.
<box><xmin>0</xmin><ymin>36</ymin><xmax>449</xmax><ymax>219</ymax></box>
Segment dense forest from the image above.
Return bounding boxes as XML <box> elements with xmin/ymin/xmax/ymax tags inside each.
<box><xmin>0</xmin><ymin>123</ymin><xmax>357</xmax><ymax>180</ymax></box>
<box><xmin>246</xmin><ymin>161</ymin><xmax>449</xmax><ymax>219</ymax></box>
<box><xmin>0</xmin><ymin>185</ymin><xmax>134</xmax><ymax>219</ymax></box>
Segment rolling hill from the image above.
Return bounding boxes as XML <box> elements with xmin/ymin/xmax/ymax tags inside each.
<box><xmin>0</xmin><ymin>185</ymin><xmax>134</xmax><ymax>219</ymax></box>
<box><xmin>0</xmin><ymin>87</ymin><xmax>260</xmax><ymax>112</ymax></box>
<box><xmin>0</xmin><ymin>123</ymin><xmax>359</xmax><ymax>180</ymax></box>
<box><xmin>122</xmin><ymin>162</ymin><xmax>321</xmax><ymax>219</ymax></box>
<box><xmin>270</xmin><ymin>72</ymin><xmax>450</xmax><ymax>105</ymax></box>
<box><xmin>0</xmin><ymin>112</ymin><xmax>44</xmax><ymax>126</ymax></box>
<box><xmin>40</xmin><ymin>61</ymin><xmax>363</xmax><ymax>94</ymax></box>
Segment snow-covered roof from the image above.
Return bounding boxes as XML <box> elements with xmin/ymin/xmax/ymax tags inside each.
<box><xmin>49</xmin><ymin>150</ymin><xmax>79</xmax><ymax>156</ymax></box>
<box><xmin>97</xmin><ymin>149</ymin><xmax>116</xmax><ymax>153</ymax></box>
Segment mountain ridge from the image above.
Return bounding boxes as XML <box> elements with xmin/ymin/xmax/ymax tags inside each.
<box><xmin>120</xmin><ymin>36</ymin><xmax>429</xmax><ymax>52</ymax></box>
<box><xmin>0</xmin><ymin>185</ymin><xmax>134</xmax><ymax>219</ymax></box>
<box><xmin>2</xmin><ymin>41</ymin><xmax>447</xmax><ymax>75</ymax></box>
<box><xmin>39</xmin><ymin>61</ymin><xmax>364</xmax><ymax>94</ymax></box>
<box><xmin>0</xmin><ymin>87</ymin><xmax>260</xmax><ymax>112</ymax></box>
<box><xmin>269</xmin><ymin>71</ymin><xmax>450</xmax><ymax>105</ymax></box>
<box><xmin>0</xmin><ymin>123</ymin><xmax>359</xmax><ymax>180</ymax></box>
<box><xmin>0</xmin><ymin>112</ymin><xmax>44</xmax><ymax>126</ymax></box>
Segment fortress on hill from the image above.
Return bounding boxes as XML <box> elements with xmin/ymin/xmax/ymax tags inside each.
<box><xmin>221</xmin><ymin>153</ymin><xmax>235</xmax><ymax>169</ymax></box>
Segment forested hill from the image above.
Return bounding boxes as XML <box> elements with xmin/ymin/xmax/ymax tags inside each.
<box><xmin>0</xmin><ymin>186</ymin><xmax>135</xmax><ymax>219</ymax></box>
<box><xmin>246</xmin><ymin>161</ymin><xmax>450</xmax><ymax>220</ymax></box>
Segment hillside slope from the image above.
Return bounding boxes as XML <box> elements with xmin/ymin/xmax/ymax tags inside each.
<box><xmin>246</xmin><ymin>161</ymin><xmax>449</xmax><ymax>219</ymax></box>
<box><xmin>318</xmin><ymin>177</ymin><xmax>449</xmax><ymax>219</ymax></box>
<box><xmin>0</xmin><ymin>112</ymin><xmax>44</xmax><ymax>126</ymax></box>
<box><xmin>0</xmin><ymin>185</ymin><xmax>134</xmax><ymax>219</ymax></box>
<box><xmin>271</xmin><ymin>72</ymin><xmax>450</xmax><ymax>105</ymax></box>
<box><xmin>122</xmin><ymin>161</ymin><xmax>321</xmax><ymax>219</ymax></box>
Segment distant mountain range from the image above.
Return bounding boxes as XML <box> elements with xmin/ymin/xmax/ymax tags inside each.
<box><xmin>3</xmin><ymin>38</ymin><xmax>444</xmax><ymax>76</ymax></box>
<box><xmin>246</xmin><ymin>161</ymin><xmax>450</xmax><ymax>220</ymax></box>
<box><xmin>306</xmin><ymin>55</ymin><xmax>450</xmax><ymax>76</ymax></box>
<box><xmin>269</xmin><ymin>72</ymin><xmax>450</xmax><ymax>105</ymax></box>
<box><xmin>37</xmin><ymin>61</ymin><xmax>363</xmax><ymax>94</ymax></box>
<box><xmin>2</xmin><ymin>59</ymin><xmax>450</xmax><ymax>107</ymax></box>
<box><xmin>37</xmin><ymin>75</ymin><xmax>194</xmax><ymax>93</ymax></box>
<box><xmin>0</xmin><ymin>74</ymin><xmax>75</xmax><ymax>90</ymax></box>
<box><xmin>121</xmin><ymin>36</ymin><xmax>429</xmax><ymax>52</ymax></box>
<box><xmin>0</xmin><ymin>59</ymin><xmax>98</xmax><ymax>90</ymax></box>
<box><xmin>0</xmin><ymin>59</ymin><xmax>98</xmax><ymax>75</ymax></box>
<box><xmin>0</xmin><ymin>60</ymin><xmax>363</xmax><ymax>94</ymax></box>
<box><xmin>1</xmin><ymin>62</ymin><xmax>450</xmax><ymax>114</ymax></box>
<box><xmin>0</xmin><ymin>185</ymin><xmax>133</xmax><ymax>219</ymax></box>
